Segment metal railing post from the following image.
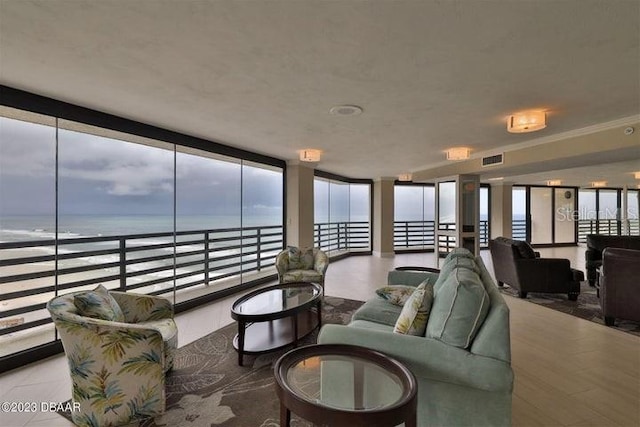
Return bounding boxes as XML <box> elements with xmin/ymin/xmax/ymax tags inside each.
<box><xmin>119</xmin><ymin>238</ymin><xmax>126</xmax><ymax>291</ymax></box>
<box><xmin>256</xmin><ymin>227</ymin><xmax>262</xmax><ymax>271</ymax></box>
<box><xmin>204</xmin><ymin>231</ymin><xmax>210</xmax><ymax>285</ymax></box>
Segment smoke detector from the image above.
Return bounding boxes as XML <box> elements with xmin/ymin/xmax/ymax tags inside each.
<box><xmin>329</xmin><ymin>105</ymin><xmax>363</xmax><ymax>116</ymax></box>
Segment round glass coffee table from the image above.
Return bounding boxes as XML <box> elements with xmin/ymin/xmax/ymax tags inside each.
<box><xmin>231</xmin><ymin>282</ymin><xmax>322</xmax><ymax>366</ymax></box>
<box><xmin>274</xmin><ymin>344</ymin><xmax>417</xmax><ymax>427</ymax></box>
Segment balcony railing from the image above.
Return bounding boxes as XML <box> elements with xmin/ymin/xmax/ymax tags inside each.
<box><xmin>0</xmin><ymin>225</ymin><xmax>283</xmax><ymax>341</ymax></box>
<box><xmin>314</xmin><ymin>221</ymin><xmax>371</xmax><ymax>253</ymax></box>
<box><xmin>394</xmin><ymin>220</ymin><xmax>490</xmax><ymax>250</ymax></box>
<box><xmin>578</xmin><ymin>219</ymin><xmax>639</xmax><ymax>242</ymax></box>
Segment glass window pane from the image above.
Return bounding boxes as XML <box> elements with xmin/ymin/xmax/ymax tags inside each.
<box><xmin>176</xmin><ymin>148</ymin><xmax>241</xmax><ymax>302</ymax></box>
<box><xmin>598</xmin><ymin>190</ymin><xmax>618</xmax><ymax>235</ymax></box>
<box><xmin>627</xmin><ymin>190</ymin><xmax>639</xmax><ymax>235</ymax></box>
<box><xmin>554</xmin><ymin>188</ymin><xmax>575</xmax><ymax>244</ymax></box>
<box><xmin>314</xmin><ymin>178</ymin><xmax>330</xmax><ymax>250</ymax></box>
<box><xmin>578</xmin><ymin>189</ymin><xmax>597</xmax><ymax>241</ymax></box>
<box><xmin>512</xmin><ymin>187</ymin><xmax>526</xmax><ymax>240</ymax></box>
<box><xmin>58</xmin><ymin>124</ymin><xmax>175</xmax><ymax>300</ymax></box>
<box><xmin>0</xmin><ymin>112</ymin><xmax>56</xmax><ymax>356</ymax></box>
<box><xmin>329</xmin><ymin>181</ymin><xmax>350</xmax><ymax>254</ymax></box>
<box><xmin>438</xmin><ymin>181</ymin><xmax>456</xmax><ymax>230</ymax></box>
<box><xmin>349</xmin><ymin>184</ymin><xmax>370</xmax><ymax>252</ymax></box>
<box><xmin>242</xmin><ymin>161</ymin><xmax>283</xmax><ymax>281</ymax></box>
<box><xmin>530</xmin><ymin>187</ymin><xmax>552</xmax><ymax>244</ymax></box>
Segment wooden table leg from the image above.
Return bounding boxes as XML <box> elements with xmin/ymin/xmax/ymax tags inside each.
<box><xmin>280</xmin><ymin>401</ymin><xmax>291</xmax><ymax>427</ymax></box>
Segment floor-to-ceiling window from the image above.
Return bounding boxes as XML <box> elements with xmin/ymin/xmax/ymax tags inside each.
<box><xmin>313</xmin><ymin>173</ymin><xmax>371</xmax><ymax>255</ymax></box>
<box><xmin>577</xmin><ymin>188</ymin><xmax>638</xmax><ymax>241</ymax></box>
<box><xmin>0</xmin><ymin>94</ymin><xmax>284</xmax><ymax>370</ymax></box>
<box><xmin>513</xmin><ymin>185</ymin><xmax>577</xmax><ymax>245</ymax></box>
<box><xmin>395</xmin><ymin>182</ymin><xmax>489</xmax><ymax>251</ymax></box>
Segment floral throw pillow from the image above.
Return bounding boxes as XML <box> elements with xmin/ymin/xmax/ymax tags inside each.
<box><xmin>376</xmin><ymin>285</ymin><xmax>417</xmax><ymax>306</ymax></box>
<box><xmin>393</xmin><ymin>281</ymin><xmax>435</xmax><ymax>336</ymax></box>
<box><xmin>74</xmin><ymin>284</ymin><xmax>125</xmax><ymax>322</ymax></box>
<box><xmin>287</xmin><ymin>246</ymin><xmax>315</xmax><ymax>270</ymax></box>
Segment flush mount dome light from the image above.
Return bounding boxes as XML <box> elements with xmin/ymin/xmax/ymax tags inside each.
<box><xmin>329</xmin><ymin>105</ymin><xmax>363</xmax><ymax>116</ymax></box>
<box><xmin>546</xmin><ymin>180</ymin><xmax>562</xmax><ymax>186</ymax></box>
<box><xmin>591</xmin><ymin>181</ymin><xmax>607</xmax><ymax>188</ymax></box>
<box><xmin>507</xmin><ymin>111</ymin><xmax>546</xmax><ymax>133</ymax></box>
<box><xmin>446</xmin><ymin>147</ymin><xmax>471</xmax><ymax>161</ymax></box>
<box><xmin>398</xmin><ymin>173</ymin><xmax>413</xmax><ymax>182</ymax></box>
<box><xmin>299</xmin><ymin>149</ymin><xmax>322</xmax><ymax>162</ymax></box>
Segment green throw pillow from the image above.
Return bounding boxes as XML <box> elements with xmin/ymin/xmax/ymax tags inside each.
<box><xmin>393</xmin><ymin>281</ymin><xmax>434</xmax><ymax>336</ymax></box>
<box><xmin>376</xmin><ymin>285</ymin><xmax>416</xmax><ymax>306</ymax></box>
<box><xmin>74</xmin><ymin>284</ymin><xmax>125</xmax><ymax>322</ymax></box>
<box><xmin>426</xmin><ymin>267</ymin><xmax>490</xmax><ymax>348</ymax></box>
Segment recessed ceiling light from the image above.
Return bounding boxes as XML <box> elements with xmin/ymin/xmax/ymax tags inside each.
<box><xmin>591</xmin><ymin>181</ymin><xmax>607</xmax><ymax>188</ymax></box>
<box><xmin>329</xmin><ymin>105</ymin><xmax>363</xmax><ymax>116</ymax></box>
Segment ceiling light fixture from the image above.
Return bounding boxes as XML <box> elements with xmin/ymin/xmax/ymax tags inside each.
<box><xmin>591</xmin><ymin>181</ymin><xmax>607</xmax><ymax>188</ymax></box>
<box><xmin>487</xmin><ymin>177</ymin><xmax>504</xmax><ymax>181</ymax></box>
<box><xmin>446</xmin><ymin>147</ymin><xmax>471</xmax><ymax>161</ymax></box>
<box><xmin>398</xmin><ymin>173</ymin><xmax>413</xmax><ymax>182</ymax></box>
<box><xmin>547</xmin><ymin>180</ymin><xmax>562</xmax><ymax>186</ymax></box>
<box><xmin>507</xmin><ymin>111</ymin><xmax>547</xmax><ymax>133</ymax></box>
<box><xmin>299</xmin><ymin>149</ymin><xmax>322</xmax><ymax>162</ymax></box>
<box><xmin>634</xmin><ymin>171</ymin><xmax>640</xmax><ymax>179</ymax></box>
<box><xmin>329</xmin><ymin>105</ymin><xmax>363</xmax><ymax>116</ymax></box>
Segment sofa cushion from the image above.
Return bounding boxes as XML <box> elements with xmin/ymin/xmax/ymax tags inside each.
<box><xmin>352</xmin><ymin>297</ymin><xmax>404</xmax><ymax>326</ymax></box>
<box><xmin>376</xmin><ymin>285</ymin><xmax>417</xmax><ymax>306</ymax></box>
<box><xmin>436</xmin><ymin>256</ymin><xmax>480</xmax><ymax>292</ymax></box>
<box><xmin>74</xmin><ymin>285</ymin><xmax>125</xmax><ymax>322</ymax></box>
<box><xmin>426</xmin><ymin>267</ymin><xmax>491</xmax><ymax>348</ymax></box>
<box><xmin>393</xmin><ymin>282</ymin><xmax>434</xmax><ymax>336</ymax></box>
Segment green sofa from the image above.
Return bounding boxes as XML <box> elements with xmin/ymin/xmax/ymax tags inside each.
<box><xmin>318</xmin><ymin>250</ymin><xmax>513</xmax><ymax>426</ymax></box>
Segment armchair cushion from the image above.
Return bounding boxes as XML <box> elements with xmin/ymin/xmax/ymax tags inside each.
<box><xmin>375</xmin><ymin>285</ymin><xmax>417</xmax><ymax>306</ymax></box>
<box><xmin>287</xmin><ymin>246</ymin><xmax>314</xmax><ymax>270</ymax></box>
<box><xmin>393</xmin><ymin>281</ymin><xmax>434</xmax><ymax>335</ymax></box>
<box><xmin>73</xmin><ymin>284</ymin><xmax>125</xmax><ymax>322</ymax></box>
<box><xmin>281</xmin><ymin>269</ymin><xmax>323</xmax><ymax>284</ymax></box>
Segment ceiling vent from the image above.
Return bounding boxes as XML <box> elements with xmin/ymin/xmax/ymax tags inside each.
<box><xmin>482</xmin><ymin>153</ymin><xmax>504</xmax><ymax>167</ymax></box>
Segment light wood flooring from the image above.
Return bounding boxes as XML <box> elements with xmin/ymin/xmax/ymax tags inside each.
<box><xmin>0</xmin><ymin>247</ymin><xmax>638</xmax><ymax>426</ymax></box>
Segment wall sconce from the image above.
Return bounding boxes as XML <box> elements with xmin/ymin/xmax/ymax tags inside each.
<box><xmin>507</xmin><ymin>111</ymin><xmax>546</xmax><ymax>133</ymax></box>
<box><xmin>299</xmin><ymin>149</ymin><xmax>322</xmax><ymax>162</ymax></box>
<box><xmin>446</xmin><ymin>147</ymin><xmax>470</xmax><ymax>161</ymax></box>
<box><xmin>591</xmin><ymin>181</ymin><xmax>607</xmax><ymax>188</ymax></box>
<box><xmin>546</xmin><ymin>180</ymin><xmax>562</xmax><ymax>186</ymax></box>
<box><xmin>398</xmin><ymin>173</ymin><xmax>413</xmax><ymax>182</ymax></box>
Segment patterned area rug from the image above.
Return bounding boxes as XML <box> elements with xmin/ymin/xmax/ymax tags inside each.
<box><xmin>498</xmin><ymin>282</ymin><xmax>640</xmax><ymax>337</ymax></box>
<box><xmin>59</xmin><ymin>295</ymin><xmax>363</xmax><ymax>426</ymax></box>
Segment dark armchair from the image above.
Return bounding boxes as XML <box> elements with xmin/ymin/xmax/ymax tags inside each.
<box><xmin>489</xmin><ymin>237</ymin><xmax>582</xmax><ymax>300</ymax></box>
<box><xmin>585</xmin><ymin>234</ymin><xmax>640</xmax><ymax>286</ymax></box>
<box><xmin>599</xmin><ymin>248</ymin><xmax>640</xmax><ymax>326</ymax></box>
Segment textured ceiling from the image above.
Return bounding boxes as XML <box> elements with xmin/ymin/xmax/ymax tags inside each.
<box><xmin>0</xmin><ymin>0</ymin><xmax>639</xmax><ymax>184</ymax></box>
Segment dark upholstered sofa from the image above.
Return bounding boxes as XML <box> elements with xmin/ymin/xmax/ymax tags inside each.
<box><xmin>599</xmin><ymin>248</ymin><xmax>640</xmax><ymax>326</ymax></box>
<box><xmin>585</xmin><ymin>234</ymin><xmax>640</xmax><ymax>286</ymax></box>
<box><xmin>489</xmin><ymin>237</ymin><xmax>583</xmax><ymax>300</ymax></box>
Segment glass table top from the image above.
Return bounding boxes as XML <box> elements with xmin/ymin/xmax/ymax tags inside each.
<box><xmin>233</xmin><ymin>283</ymin><xmax>320</xmax><ymax>316</ymax></box>
<box><xmin>284</xmin><ymin>354</ymin><xmax>405</xmax><ymax>411</ymax></box>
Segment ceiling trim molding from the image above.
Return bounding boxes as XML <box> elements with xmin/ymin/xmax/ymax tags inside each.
<box><xmin>413</xmin><ymin>114</ymin><xmax>640</xmax><ymax>172</ymax></box>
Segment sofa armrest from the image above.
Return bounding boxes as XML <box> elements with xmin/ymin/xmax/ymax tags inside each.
<box><xmin>387</xmin><ymin>270</ymin><xmax>439</xmax><ymax>287</ymax></box>
<box><xmin>585</xmin><ymin>248</ymin><xmax>601</xmax><ymax>263</ymax></box>
<box><xmin>318</xmin><ymin>324</ymin><xmax>513</xmax><ymax>393</ymax></box>
<box><xmin>110</xmin><ymin>292</ymin><xmax>173</xmax><ymax>323</ymax></box>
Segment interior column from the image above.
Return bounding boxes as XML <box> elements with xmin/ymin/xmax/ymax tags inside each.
<box><xmin>490</xmin><ymin>182</ymin><xmax>513</xmax><ymax>239</ymax></box>
<box><xmin>286</xmin><ymin>162</ymin><xmax>315</xmax><ymax>248</ymax></box>
<box><xmin>373</xmin><ymin>177</ymin><xmax>395</xmax><ymax>258</ymax></box>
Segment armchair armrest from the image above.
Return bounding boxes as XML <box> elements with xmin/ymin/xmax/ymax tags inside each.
<box><xmin>515</xmin><ymin>258</ymin><xmax>573</xmax><ymax>288</ymax></box>
<box><xmin>318</xmin><ymin>324</ymin><xmax>513</xmax><ymax>393</ymax></box>
<box><xmin>275</xmin><ymin>251</ymin><xmax>289</xmax><ymax>276</ymax></box>
<box><xmin>110</xmin><ymin>292</ymin><xmax>173</xmax><ymax>323</ymax></box>
<box><xmin>314</xmin><ymin>250</ymin><xmax>329</xmax><ymax>275</ymax></box>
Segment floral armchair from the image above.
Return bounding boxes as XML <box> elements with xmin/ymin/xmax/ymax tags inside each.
<box><xmin>275</xmin><ymin>246</ymin><xmax>329</xmax><ymax>287</ymax></box>
<box><xmin>47</xmin><ymin>288</ymin><xmax>178</xmax><ymax>427</ymax></box>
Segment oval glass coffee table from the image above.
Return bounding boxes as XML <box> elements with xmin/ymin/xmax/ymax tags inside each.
<box><xmin>231</xmin><ymin>282</ymin><xmax>322</xmax><ymax>366</ymax></box>
<box><xmin>274</xmin><ymin>344</ymin><xmax>417</xmax><ymax>427</ymax></box>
